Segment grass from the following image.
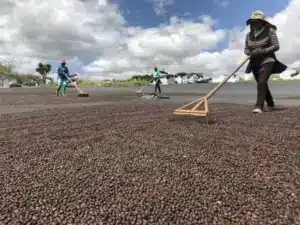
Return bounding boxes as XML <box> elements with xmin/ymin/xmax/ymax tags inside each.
<box><xmin>47</xmin><ymin>82</ymin><xmax>58</xmax><ymax>87</ymax></box>
<box><xmin>46</xmin><ymin>79</ymin><xmax>151</xmax><ymax>87</ymax></box>
<box><xmin>77</xmin><ymin>78</ymin><xmax>151</xmax><ymax>87</ymax></box>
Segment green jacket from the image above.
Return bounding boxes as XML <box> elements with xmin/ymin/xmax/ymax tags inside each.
<box><xmin>153</xmin><ymin>70</ymin><xmax>161</xmax><ymax>78</ymax></box>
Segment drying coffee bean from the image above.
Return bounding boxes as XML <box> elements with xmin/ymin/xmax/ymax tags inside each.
<box><xmin>1</xmin><ymin>102</ymin><xmax>300</xmax><ymax>224</ymax></box>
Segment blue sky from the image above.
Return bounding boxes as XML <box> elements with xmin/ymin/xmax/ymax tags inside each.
<box><xmin>115</xmin><ymin>0</ymin><xmax>289</xmax><ymax>29</ymax></box>
<box><xmin>50</xmin><ymin>0</ymin><xmax>290</xmax><ymax>77</ymax></box>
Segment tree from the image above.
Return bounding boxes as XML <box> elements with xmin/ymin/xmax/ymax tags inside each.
<box><xmin>36</xmin><ymin>62</ymin><xmax>52</xmax><ymax>84</ymax></box>
<box><xmin>176</xmin><ymin>72</ymin><xmax>187</xmax><ymax>77</ymax></box>
<box><xmin>0</xmin><ymin>59</ymin><xmax>13</xmax><ymax>74</ymax></box>
<box><xmin>130</xmin><ymin>75</ymin><xmax>152</xmax><ymax>81</ymax></box>
<box><xmin>0</xmin><ymin>59</ymin><xmax>14</xmax><ymax>86</ymax></box>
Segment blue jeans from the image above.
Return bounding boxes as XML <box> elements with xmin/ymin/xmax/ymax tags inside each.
<box><xmin>57</xmin><ymin>79</ymin><xmax>68</xmax><ymax>94</ymax></box>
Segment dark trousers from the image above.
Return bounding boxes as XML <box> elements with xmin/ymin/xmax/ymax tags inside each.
<box><xmin>154</xmin><ymin>78</ymin><xmax>161</xmax><ymax>93</ymax></box>
<box><xmin>252</xmin><ymin>62</ymin><xmax>275</xmax><ymax>109</ymax></box>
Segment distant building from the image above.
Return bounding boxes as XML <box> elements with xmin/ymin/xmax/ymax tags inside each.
<box><xmin>0</xmin><ymin>72</ymin><xmax>17</xmax><ymax>87</ymax></box>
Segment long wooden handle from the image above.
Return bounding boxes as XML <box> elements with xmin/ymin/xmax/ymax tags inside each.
<box><xmin>65</xmin><ymin>76</ymin><xmax>83</xmax><ymax>94</ymax></box>
<box><xmin>206</xmin><ymin>56</ymin><xmax>250</xmax><ymax>99</ymax></box>
<box><xmin>290</xmin><ymin>72</ymin><xmax>299</xmax><ymax>77</ymax></box>
<box><xmin>139</xmin><ymin>78</ymin><xmax>154</xmax><ymax>92</ymax></box>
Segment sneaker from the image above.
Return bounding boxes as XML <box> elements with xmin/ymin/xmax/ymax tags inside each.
<box><xmin>252</xmin><ymin>108</ymin><xmax>262</xmax><ymax>114</ymax></box>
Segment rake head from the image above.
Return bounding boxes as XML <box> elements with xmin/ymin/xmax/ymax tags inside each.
<box><xmin>170</xmin><ymin>96</ymin><xmax>215</xmax><ymax>123</ymax></box>
<box><xmin>139</xmin><ymin>94</ymin><xmax>157</xmax><ymax>99</ymax></box>
<box><xmin>78</xmin><ymin>93</ymin><xmax>89</xmax><ymax>97</ymax></box>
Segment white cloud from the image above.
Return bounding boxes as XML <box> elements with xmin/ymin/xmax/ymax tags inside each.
<box><xmin>0</xmin><ymin>0</ymin><xmax>300</xmax><ymax>80</ymax></box>
<box><xmin>85</xmin><ymin>0</ymin><xmax>300</xmax><ymax>79</ymax></box>
<box><xmin>214</xmin><ymin>0</ymin><xmax>231</xmax><ymax>8</ymax></box>
<box><xmin>85</xmin><ymin>16</ymin><xmax>227</xmax><ymax>78</ymax></box>
<box><xmin>0</xmin><ymin>0</ymin><xmax>125</xmax><ymax>65</ymax></box>
<box><xmin>267</xmin><ymin>0</ymin><xmax>300</xmax><ymax>65</ymax></box>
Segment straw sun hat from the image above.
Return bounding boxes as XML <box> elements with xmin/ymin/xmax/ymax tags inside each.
<box><xmin>246</xmin><ymin>10</ymin><xmax>277</xmax><ymax>29</ymax></box>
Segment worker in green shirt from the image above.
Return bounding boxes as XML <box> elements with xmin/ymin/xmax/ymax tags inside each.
<box><xmin>153</xmin><ymin>67</ymin><xmax>162</xmax><ymax>95</ymax></box>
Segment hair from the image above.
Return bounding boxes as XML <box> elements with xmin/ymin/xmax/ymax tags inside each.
<box><xmin>249</xmin><ymin>19</ymin><xmax>277</xmax><ymax>31</ymax></box>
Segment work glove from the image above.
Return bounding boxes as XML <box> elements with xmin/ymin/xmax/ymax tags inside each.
<box><xmin>251</xmin><ymin>48</ymin><xmax>265</xmax><ymax>57</ymax></box>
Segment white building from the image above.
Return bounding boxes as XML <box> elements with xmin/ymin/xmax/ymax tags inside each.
<box><xmin>1</xmin><ymin>78</ymin><xmax>17</xmax><ymax>87</ymax></box>
<box><xmin>187</xmin><ymin>74</ymin><xmax>199</xmax><ymax>83</ymax></box>
<box><xmin>212</xmin><ymin>75</ymin><xmax>240</xmax><ymax>83</ymax></box>
<box><xmin>151</xmin><ymin>77</ymin><xmax>168</xmax><ymax>85</ymax></box>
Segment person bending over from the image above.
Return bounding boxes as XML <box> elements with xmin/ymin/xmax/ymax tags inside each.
<box><xmin>244</xmin><ymin>10</ymin><xmax>287</xmax><ymax>114</ymax></box>
<box><xmin>56</xmin><ymin>60</ymin><xmax>69</xmax><ymax>96</ymax></box>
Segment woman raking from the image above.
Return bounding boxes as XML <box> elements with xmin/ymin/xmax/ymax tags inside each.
<box><xmin>244</xmin><ymin>10</ymin><xmax>287</xmax><ymax>113</ymax></box>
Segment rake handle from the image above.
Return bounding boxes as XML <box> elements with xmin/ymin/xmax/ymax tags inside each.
<box><xmin>138</xmin><ymin>78</ymin><xmax>154</xmax><ymax>92</ymax></box>
<box><xmin>65</xmin><ymin>76</ymin><xmax>83</xmax><ymax>94</ymax></box>
<box><xmin>205</xmin><ymin>56</ymin><xmax>250</xmax><ymax>100</ymax></box>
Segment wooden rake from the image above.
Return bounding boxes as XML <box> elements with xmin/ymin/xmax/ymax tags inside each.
<box><xmin>173</xmin><ymin>56</ymin><xmax>250</xmax><ymax>118</ymax></box>
<box><xmin>65</xmin><ymin>76</ymin><xmax>89</xmax><ymax>97</ymax></box>
<box><xmin>136</xmin><ymin>78</ymin><xmax>154</xmax><ymax>95</ymax></box>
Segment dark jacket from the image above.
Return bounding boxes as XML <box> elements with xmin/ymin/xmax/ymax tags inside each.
<box><xmin>244</xmin><ymin>26</ymin><xmax>287</xmax><ymax>74</ymax></box>
<box><xmin>57</xmin><ymin>65</ymin><xmax>69</xmax><ymax>80</ymax></box>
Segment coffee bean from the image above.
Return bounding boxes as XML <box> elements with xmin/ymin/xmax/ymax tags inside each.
<box><xmin>0</xmin><ymin>103</ymin><xmax>300</xmax><ymax>224</ymax></box>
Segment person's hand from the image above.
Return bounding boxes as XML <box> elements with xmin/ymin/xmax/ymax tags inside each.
<box><xmin>251</xmin><ymin>48</ymin><xmax>265</xmax><ymax>57</ymax></box>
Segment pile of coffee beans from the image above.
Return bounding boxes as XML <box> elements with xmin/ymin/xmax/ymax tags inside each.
<box><xmin>0</xmin><ymin>103</ymin><xmax>299</xmax><ymax>224</ymax></box>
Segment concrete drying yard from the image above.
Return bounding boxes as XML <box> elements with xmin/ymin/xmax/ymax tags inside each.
<box><xmin>0</xmin><ymin>86</ymin><xmax>300</xmax><ymax>225</ymax></box>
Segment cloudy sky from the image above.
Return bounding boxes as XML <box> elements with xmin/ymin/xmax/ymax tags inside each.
<box><xmin>0</xmin><ymin>0</ymin><xmax>299</xmax><ymax>80</ymax></box>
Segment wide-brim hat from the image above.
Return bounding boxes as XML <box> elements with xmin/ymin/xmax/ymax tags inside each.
<box><xmin>246</xmin><ymin>10</ymin><xmax>277</xmax><ymax>30</ymax></box>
